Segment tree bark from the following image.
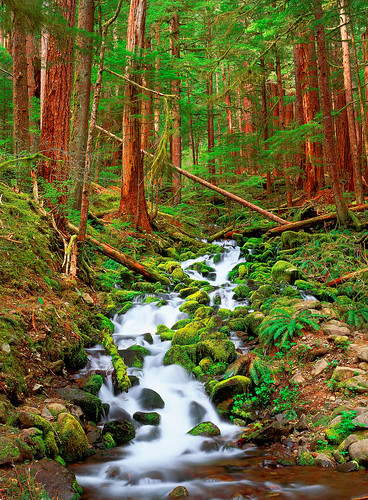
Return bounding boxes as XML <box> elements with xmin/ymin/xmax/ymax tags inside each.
<box><xmin>70</xmin><ymin>0</ymin><xmax>94</xmax><ymax>210</ymax></box>
<box><xmin>140</xmin><ymin>36</ymin><xmax>153</xmax><ymax>152</ymax></box>
<box><xmin>119</xmin><ymin>0</ymin><xmax>151</xmax><ymax>232</ymax></box>
<box><xmin>12</xmin><ymin>13</ymin><xmax>30</xmax><ymax>155</ymax></box>
<box><xmin>339</xmin><ymin>0</ymin><xmax>364</xmax><ymax>204</ymax></box>
<box><xmin>314</xmin><ymin>0</ymin><xmax>350</xmax><ymax>225</ymax></box>
<box><xmin>261</xmin><ymin>59</ymin><xmax>271</xmax><ymax>194</ymax></box>
<box><xmin>207</xmin><ymin>73</ymin><xmax>215</xmax><ymax>180</ymax></box>
<box><xmin>169</xmin><ymin>12</ymin><xmax>181</xmax><ymax>205</ymax></box>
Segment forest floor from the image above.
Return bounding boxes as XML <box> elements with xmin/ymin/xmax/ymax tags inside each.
<box><xmin>0</xmin><ymin>180</ymin><xmax>368</xmax><ymax>497</ymax></box>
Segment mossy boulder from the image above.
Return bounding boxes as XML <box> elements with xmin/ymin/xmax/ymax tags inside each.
<box><xmin>246</xmin><ymin>311</ymin><xmax>265</xmax><ymax>336</ymax></box>
<box><xmin>102</xmin><ymin>418</ymin><xmax>135</xmax><ymax>445</ymax></box>
<box><xmin>179</xmin><ymin>286</ymin><xmax>199</xmax><ymax>298</ymax></box>
<box><xmin>163</xmin><ymin>345</ymin><xmax>196</xmax><ymax>372</ymax></box>
<box><xmin>171</xmin><ymin>318</ymin><xmax>191</xmax><ymax>330</ymax></box>
<box><xmin>250</xmin><ymin>284</ymin><xmax>276</xmax><ymax>307</ymax></box>
<box><xmin>0</xmin><ymin>399</ymin><xmax>18</xmax><ymax>425</ymax></box>
<box><xmin>193</xmin><ymin>306</ymin><xmax>214</xmax><ymax>320</ymax></box>
<box><xmin>81</xmin><ymin>374</ymin><xmax>103</xmax><ymax>396</ymax></box>
<box><xmin>228</xmin><ymin>317</ymin><xmax>247</xmax><ymax>332</ymax></box>
<box><xmin>233</xmin><ymin>285</ymin><xmax>251</xmax><ymax>299</ymax></box>
<box><xmin>179</xmin><ymin>300</ymin><xmax>201</xmax><ymax>315</ymax></box>
<box><xmin>133</xmin><ymin>411</ymin><xmax>161</xmax><ymax>426</ymax></box>
<box><xmin>186</xmin><ymin>290</ymin><xmax>210</xmax><ymax>305</ymax></box>
<box><xmin>172</xmin><ymin>321</ymin><xmax>201</xmax><ymax>345</ymax></box>
<box><xmin>211</xmin><ymin>376</ymin><xmax>251</xmax><ymax>404</ymax></box>
<box><xmin>119</xmin><ymin>345</ymin><xmax>150</xmax><ymax>369</ymax></box>
<box><xmin>198</xmin><ymin>331</ymin><xmax>227</xmax><ymax>342</ymax></box>
<box><xmin>117</xmin><ymin>301</ymin><xmax>133</xmax><ymax>315</ymax></box>
<box><xmin>172</xmin><ymin>267</ymin><xmax>187</xmax><ymax>281</ymax></box>
<box><xmin>55</xmin><ymin>412</ymin><xmax>88</xmax><ymax>462</ymax></box>
<box><xmin>281</xmin><ymin>231</ymin><xmax>311</xmax><ymax>250</ymax></box>
<box><xmin>156</xmin><ymin>324</ymin><xmax>174</xmax><ymax>341</ymax></box>
<box><xmin>187</xmin><ymin>421</ymin><xmax>220</xmax><ymax>437</ymax></box>
<box><xmin>131</xmin><ymin>282</ymin><xmax>157</xmax><ymax>293</ymax></box>
<box><xmin>0</xmin><ymin>437</ymin><xmax>22</xmax><ymax>465</ymax></box>
<box><xmin>96</xmin><ymin>313</ymin><xmax>115</xmax><ymax>333</ymax></box>
<box><xmin>271</xmin><ymin>260</ymin><xmax>300</xmax><ymax>285</ymax></box>
<box><xmin>197</xmin><ymin>339</ymin><xmax>236</xmax><ymax>364</ymax></box>
<box><xmin>217</xmin><ymin>308</ymin><xmax>232</xmax><ymax>320</ymax></box>
<box><xmin>57</xmin><ymin>387</ymin><xmax>103</xmax><ymax>423</ymax></box>
<box><xmin>18</xmin><ymin>411</ymin><xmax>53</xmax><ymax>435</ymax></box>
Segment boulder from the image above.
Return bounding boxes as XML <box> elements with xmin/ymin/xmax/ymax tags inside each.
<box><xmin>197</xmin><ymin>339</ymin><xmax>236</xmax><ymax>364</ymax></box>
<box><xmin>81</xmin><ymin>374</ymin><xmax>103</xmax><ymax>396</ymax></box>
<box><xmin>246</xmin><ymin>311</ymin><xmax>265</xmax><ymax>335</ymax></box>
<box><xmin>0</xmin><ymin>437</ymin><xmax>23</xmax><ymax>465</ymax></box>
<box><xmin>156</xmin><ymin>324</ymin><xmax>174</xmax><ymax>341</ymax></box>
<box><xmin>271</xmin><ymin>260</ymin><xmax>300</xmax><ymax>284</ymax></box>
<box><xmin>178</xmin><ymin>300</ymin><xmax>201</xmax><ymax>315</ymax></box>
<box><xmin>311</xmin><ymin>359</ymin><xmax>328</xmax><ymax>377</ymax></box>
<box><xmin>341</xmin><ymin>375</ymin><xmax>368</xmax><ymax>394</ymax></box>
<box><xmin>179</xmin><ymin>287</ymin><xmax>199</xmax><ymax>298</ymax></box>
<box><xmin>349</xmin><ymin>438</ymin><xmax>368</xmax><ymax>465</ymax></box>
<box><xmin>358</xmin><ymin>348</ymin><xmax>368</xmax><ymax>363</ymax></box>
<box><xmin>290</xmin><ymin>373</ymin><xmax>305</xmax><ymax>385</ymax></box>
<box><xmin>163</xmin><ymin>345</ymin><xmax>196</xmax><ymax>373</ymax></box>
<box><xmin>186</xmin><ymin>290</ymin><xmax>210</xmax><ymax>305</ymax></box>
<box><xmin>211</xmin><ymin>376</ymin><xmax>250</xmax><ymax>405</ymax></box>
<box><xmin>119</xmin><ymin>345</ymin><xmax>150</xmax><ymax>369</ymax></box>
<box><xmin>187</xmin><ymin>421</ymin><xmax>220</xmax><ymax>437</ymax></box>
<box><xmin>168</xmin><ymin>486</ymin><xmax>189</xmax><ymax>498</ymax></box>
<box><xmin>139</xmin><ymin>388</ymin><xmax>165</xmax><ymax>410</ymax></box>
<box><xmin>322</xmin><ymin>321</ymin><xmax>351</xmax><ymax>337</ymax></box>
<box><xmin>55</xmin><ymin>412</ymin><xmax>88</xmax><ymax>462</ymax></box>
<box><xmin>133</xmin><ymin>411</ymin><xmax>161</xmax><ymax>426</ymax></box>
<box><xmin>102</xmin><ymin>418</ymin><xmax>135</xmax><ymax>445</ymax></box>
<box><xmin>314</xmin><ymin>453</ymin><xmax>334</xmax><ymax>468</ymax></box>
<box><xmin>331</xmin><ymin>367</ymin><xmax>365</xmax><ymax>382</ymax></box>
<box><xmin>57</xmin><ymin>388</ymin><xmax>103</xmax><ymax>423</ymax></box>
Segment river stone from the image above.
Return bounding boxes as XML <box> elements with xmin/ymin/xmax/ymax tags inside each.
<box><xmin>211</xmin><ymin>376</ymin><xmax>250</xmax><ymax>405</ymax></box>
<box><xmin>102</xmin><ymin>418</ymin><xmax>135</xmax><ymax>445</ymax></box>
<box><xmin>335</xmin><ymin>461</ymin><xmax>358</xmax><ymax>473</ymax></box>
<box><xmin>56</xmin><ymin>387</ymin><xmax>103</xmax><ymax>423</ymax></box>
<box><xmin>119</xmin><ymin>345</ymin><xmax>150</xmax><ymax>369</ymax></box>
<box><xmin>168</xmin><ymin>486</ymin><xmax>189</xmax><ymax>498</ymax></box>
<box><xmin>339</xmin><ymin>434</ymin><xmax>359</xmax><ymax>452</ymax></box>
<box><xmin>311</xmin><ymin>359</ymin><xmax>328</xmax><ymax>377</ymax></box>
<box><xmin>331</xmin><ymin>367</ymin><xmax>365</xmax><ymax>382</ymax></box>
<box><xmin>314</xmin><ymin>453</ymin><xmax>334</xmax><ymax>468</ymax></box>
<box><xmin>271</xmin><ymin>260</ymin><xmax>300</xmax><ymax>284</ymax></box>
<box><xmin>290</xmin><ymin>373</ymin><xmax>305</xmax><ymax>385</ymax></box>
<box><xmin>139</xmin><ymin>388</ymin><xmax>165</xmax><ymax>410</ymax></box>
<box><xmin>188</xmin><ymin>421</ymin><xmax>220</xmax><ymax>437</ymax></box>
<box><xmin>295</xmin><ymin>413</ymin><xmax>309</xmax><ymax>431</ymax></box>
<box><xmin>133</xmin><ymin>411</ymin><xmax>161</xmax><ymax>426</ymax></box>
<box><xmin>25</xmin><ymin>458</ymin><xmax>83</xmax><ymax>500</ymax></box>
<box><xmin>352</xmin><ymin>413</ymin><xmax>368</xmax><ymax>428</ymax></box>
<box><xmin>0</xmin><ymin>437</ymin><xmax>22</xmax><ymax>465</ymax></box>
<box><xmin>349</xmin><ymin>438</ymin><xmax>368</xmax><ymax>465</ymax></box>
<box><xmin>55</xmin><ymin>412</ymin><xmax>89</xmax><ymax>462</ymax></box>
<box><xmin>189</xmin><ymin>401</ymin><xmax>206</xmax><ymax>425</ymax></box>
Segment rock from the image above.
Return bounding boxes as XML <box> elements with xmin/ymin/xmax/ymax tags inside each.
<box><xmin>172</xmin><ymin>321</ymin><xmax>200</xmax><ymax>345</ymax></box>
<box><xmin>179</xmin><ymin>300</ymin><xmax>200</xmax><ymax>315</ymax></box>
<box><xmin>297</xmin><ymin>446</ymin><xmax>314</xmax><ymax>466</ymax></box>
<box><xmin>168</xmin><ymin>486</ymin><xmax>189</xmax><ymax>498</ymax></box>
<box><xmin>311</xmin><ymin>359</ymin><xmax>328</xmax><ymax>377</ymax></box>
<box><xmin>246</xmin><ymin>311</ymin><xmax>265</xmax><ymax>335</ymax></box>
<box><xmin>322</xmin><ymin>321</ymin><xmax>351</xmax><ymax>337</ymax></box>
<box><xmin>57</xmin><ymin>387</ymin><xmax>103</xmax><ymax>423</ymax></box>
<box><xmin>295</xmin><ymin>414</ymin><xmax>309</xmax><ymax>431</ymax></box>
<box><xmin>47</xmin><ymin>403</ymin><xmax>67</xmax><ymax>417</ymax></box>
<box><xmin>197</xmin><ymin>339</ymin><xmax>236</xmax><ymax>364</ymax></box>
<box><xmin>307</xmin><ymin>347</ymin><xmax>329</xmax><ymax>362</ymax></box>
<box><xmin>290</xmin><ymin>373</ymin><xmax>305</xmax><ymax>385</ymax></box>
<box><xmin>81</xmin><ymin>292</ymin><xmax>94</xmax><ymax>305</ymax></box>
<box><xmin>271</xmin><ymin>260</ymin><xmax>300</xmax><ymax>284</ymax></box>
<box><xmin>0</xmin><ymin>437</ymin><xmax>23</xmax><ymax>465</ymax></box>
<box><xmin>331</xmin><ymin>367</ymin><xmax>365</xmax><ymax>382</ymax></box>
<box><xmin>48</xmin><ymin>360</ymin><xmax>64</xmax><ymax>374</ymax></box>
<box><xmin>349</xmin><ymin>438</ymin><xmax>368</xmax><ymax>465</ymax></box>
<box><xmin>333</xmin><ymin>450</ymin><xmax>344</xmax><ymax>464</ymax></box>
<box><xmin>41</xmin><ymin>407</ymin><xmax>53</xmax><ymax>419</ymax></box>
<box><xmin>339</xmin><ymin>434</ymin><xmax>359</xmax><ymax>451</ymax></box>
<box><xmin>335</xmin><ymin>461</ymin><xmax>358</xmax><ymax>473</ymax></box>
<box><xmin>333</xmin><ymin>336</ymin><xmax>349</xmax><ymax>346</ymax></box>
<box><xmin>224</xmin><ymin>356</ymin><xmax>250</xmax><ymax>378</ymax></box>
<box><xmin>211</xmin><ymin>376</ymin><xmax>251</xmax><ymax>405</ymax></box>
<box><xmin>358</xmin><ymin>348</ymin><xmax>368</xmax><ymax>363</ymax></box>
<box><xmin>18</xmin><ymin>410</ymin><xmax>53</xmax><ymax>434</ymax></box>
<box><xmin>55</xmin><ymin>412</ymin><xmax>88</xmax><ymax>462</ymax></box>
<box><xmin>353</xmin><ymin>413</ymin><xmax>368</xmax><ymax>428</ymax></box>
<box><xmin>133</xmin><ymin>411</ymin><xmax>161</xmax><ymax>426</ymax></box>
<box><xmin>187</xmin><ymin>421</ymin><xmax>220</xmax><ymax>437</ymax></box>
<box><xmin>341</xmin><ymin>375</ymin><xmax>368</xmax><ymax>394</ymax></box>
<box><xmin>294</xmin><ymin>299</ymin><xmax>321</xmax><ymax>312</ymax></box>
<box><xmin>186</xmin><ymin>290</ymin><xmax>210</xmax><ymax>305</ymax></box>
<box><xmin>81</xmin><ymin>374</ymin><xmax>104</xmax><ymax>396</ymax></box>
<box><xmin>200</xmin><ymin>440</ymin><xmax>220</xmax><ymax>452</ymax></box>
<box><xmin>314</xmin><ymin>453</ymin><xmax>334</xmax><ymax>468</ymax></box>
<box><xmin>139</xmin><ymin>388</ymin><xmax>165</xmax><ymax>410</ymax></box>
<box><xmin>27</xmin><ymin>458</ymin><xmax>83</xmax><ymax>500</ymax></box>
<box><xmin>156</xmin><ymin>324</ymin><xmax>175</xmax><ymax>342</ymax></box>
<box><xmin>1</xmin><ymin>342</ymin><xmax>11</xmax><ymax>354</ymax></box>
<box><xmin>119</xmin><ymin>345</ymin><xmax>150</xmax><ymax>369</ymax></box>
<box><xmin>163</xmin><ymin>345</ymin><xmax>196</xmax><ymax>372</ymax></box>
<box><xmin>179</xmin><ymin>286</ymin><xmax>199</xmax><ymax>298</ymax></box>
<box><xmin>85</xmin><ymin>423</ymin><xmax>102</xmax><ymax>445</ymax></box>
<box><xmin>102</xmin><ymin>418</ymin><xmax>135</xmax><ymax>445</ymax></box>
<box><xmin>359</xmin><ymin>362</ymin><xmax>368</xmax><ymax>371</ymax></box>
<box><xmin>189</xmin><ymin>402</ymin><xmax>206</xmax><ymax>425</ymax></box>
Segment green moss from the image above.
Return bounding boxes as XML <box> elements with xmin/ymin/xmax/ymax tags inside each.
<box><xmin>186</xmin><ymin>290</ymin><xmax>210</xmax><ymax>305</ymax></box>
<box><xmin>172</xmin><ymin>321</ymin><xmax>202</xmax><ymax>345</ymax></box>
<box><xmin>271</xmin><ymin>260</ymin><xmax>300</xmax><ymax>285</ymax></box>
<box><xmin>217</xmin><ymin>308</ymin><xmax>232</xmax><ymax>319</ymax></box>
<box><xmin>117</xmin><ymin>301</ymin><xmax>133</xmax><ymax>314</ymax></box>
<box><xmin>171</xmin><ymin>318</ymin><xmax>191</xmax><ymax>330</ymax></box>
<box><xmin>178</xmin><ymin>300</ymin><xmax>201</xmax><ymax>315</ymax></box>
<box><xmin>233</xmin><ymin>285</ymin><xmax>251</xmax><ymax>299</ymax></box>
<box><xmin>197</xmin><ymin>339</ymin><xmax>236</xmax><ymax>364</ymax></box>
<box><xmin>44</xmin><ymin>431</ymin><xmax>59</xmax><ymax>458</ymax></box>
<box><xmin>103</xmin><ymin>432</ymin><xmax>116</xmax><ymax>449</ymax></box>
<box><xmin>101</xmin><ymin>332</ymin><xmax>131</xmax><ymax>392</ymax></box>
<box><xmin>0</xmin><ymin>437</ymin><xmax>21</xmax><ymax>464</ymax></box>
<box><xmin>96</xmin><ymin>314</ymin><xmax>115</xmax><ymax>333</ymax></box>
<box><xmin>54</xmin><ymin>412</ymin><xmax>88</xmax><ymax>462</ymax></box>
<box><xmin>172</xmin><ymin>267</ymin><xmax>186</xmax><ymax>281</ymax></box>
<box><xmin>163</xmin><ymin>345</ymin><xmax>196</xmax><ymax>372</ymax></box>
<box><xmin>82</xmin><ymin>374</ymin><xmax>104</xmax><ymax>396</ymax></box>
<box><xmin>131</xmin><ymin>282</ymin><xmax>157</xmax><ymax>293</ymax></box>
<box><xmin>156</xmin><ymin>324</ymin><xmax>174</xmax><ymax>341</ymax></box>
<box><xmin>297</xmin><ymin>450</ymin><xmax>315</xmax><ymax>466</ymax></box>
<box><xmin>193</xmin><ymin>306</ymin><xmax>214</xmax><ymax>320</ymax></box>
<box><xmin>229</xmin><ymin>318</ymin><xmax>247</xmax><ymax>331</ymax></box>
<box><xmin>211</xmin><ymin>376</ymin><xmax>251</xmax><ymax>404</ymax></box>
<box><xmin>188</xmin><ymin>421</ymin><xmax>220</xmax><ymax>436</ymax></box>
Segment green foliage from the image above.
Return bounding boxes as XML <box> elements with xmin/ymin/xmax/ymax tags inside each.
<box><xmin>273</xmin><ymin>385</ymin><xmax>301</xmax><ymax>417</ymax></box>
<box><xmin>248</xmin><ymin>355</ymin><xmax>273</xmax><ymax>386</ymax></box>
<box><xmin>340</xmin><ymin>303</ymin><xmax>368</xmax><ymax>329</ymax></box>
<box><xmin>259</xmin><ymin>309</ymin><xmax>319</xmax><ymax>348</ymax></box>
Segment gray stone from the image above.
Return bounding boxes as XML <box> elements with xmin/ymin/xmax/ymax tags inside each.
<box><xmin>295</xmin><ymin>414</ymin><xmax>309</xmax><ymax>431</ymax></box>
<box><xmin>341</xmin><ymin>375</ymin><xmax>368</xmax><ymax>394</ymax></box>
<box><xmin>335</xmin><ymin>461</ymin><xmax>358</xmax><ymax>473</ymax></box>
<box><xmin>349</xmin><ymin>438</ymin><xmax>368</xmax><ymax>465</ymax></box>
<box><xmin>314</xmin><ymin>453</ymin><xmax>334</xmax><ymax>468</ymax></box>
<box><xmin>331</xmin><ymin>366</ymin><xmax>365</xmax><ymax>382</ymax></box>
<box><xmin>290</xmin><ymin>373</ymin><xmax>305</xmax><ymax>385</ymax></box>
<box><xmin>353</xmin><ymin>413</ymin><xmax>368</xmax><ymax>428</ymax></box>
<box><xmin>311</xmin><ymin>359</ymin><xmax>328</xmax><ymax>377</ymax></box>
<box><xmin>339</xmin><ymin>434</ymin><xmax>359</xmax><ymax>451</ymax></box>
<box><xmin>358</xmin><ymin>348</ymin><xmax>368</xmax><ymax>363</ymax></box>
<box><xmin>1</xmin><ymin>343</ymin><xmax>10</xmax><ymax>354</ymax></box>
<box><xmin>81</xmin><ymin>292</ymin><xmax>94</xmax><ymax>305</ymax></box>
<box><xmin>322</xmin><ymin>322</ymin><xmax>351</xmax><ymax>337</ymax></box>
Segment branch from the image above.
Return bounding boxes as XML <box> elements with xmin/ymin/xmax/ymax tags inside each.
<box><xmin>104</xmin><ymin>68</ymin><xmax>178</xmax><ymax>99</ymax></box>
<box><xmin>104</xmin><ymin>0</ymin><xmax>124</xmax><ymax>30</ymax></box>
<box><xmin>0</xmin><ymin>67</ymin><xmax>12</xmax><ymax>77</ymax></box>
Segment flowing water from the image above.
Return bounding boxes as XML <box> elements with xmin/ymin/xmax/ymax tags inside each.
<box><xmin>71</xmin><ymin>241</ymin><xmax>368</xmax><ymax>500</ymax></box>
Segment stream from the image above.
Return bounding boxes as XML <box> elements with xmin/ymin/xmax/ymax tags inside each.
<box><xmin>71</xmin><ymin>241</ymin><xmax>368</xmax><ymax>500</ymax></box>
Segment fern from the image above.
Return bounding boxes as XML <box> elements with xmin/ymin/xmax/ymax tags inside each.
<box><xmin>249</xmin><ymin>355</ymin><xmax>273</xmax><ymax>386</ymax></box>
<box><xmin>342</xmin><ymin>306</ymin><xmax>368</xmax><ymax>328</ymax></box>
<box><xmin>259</xmin><ymin>309</ymin><xmax>320</xmax><ymax>348</ymax></box>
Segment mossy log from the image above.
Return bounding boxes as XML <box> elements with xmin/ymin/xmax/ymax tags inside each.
<box><xmin>325</xmin><ymin>267</ymin><xmax>368</xmax><ymax>287</ymax></box>
<box><xmin>266</xmin><ymin>204</ymin><xmax>368</xmax><ymax>237</ymax></box>
<box><xmin>68</xmin><ymin>223</ymin><xmax>169</xmax><ymax>285</ymax></box>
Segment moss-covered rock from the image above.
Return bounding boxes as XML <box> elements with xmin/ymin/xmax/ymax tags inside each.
<box><xmin>133</xmin><ymin>411</ymin><xmax>161</xmax><ymax>426</ymax></box>
<box><xmin>281</xmin><ymin>231</ymin><xmax>311</xmax><ymax>250</ymax></box>
<box><xmin>233</xmin><ymin>285</ymin><xmax>251</xmax><ymax>299</ymax></box>
<box><xmin>193</xmin><ymin>306</ymin><xmax>214</xmax><ymax>320</ymax></box>
<box><xmin>172</xmin><ymin>267</ymin><xmax>187</xmax><ymax>281</ymax></box>
<box><xmin>117</xmin><ymin>301</ymin><xmax>133</xmax><ymax>315</ymax></box>
<box><xmin>55</xmin><ymin>413</ymin><xmax>88</xmax><ymax>462</ymax></box>
<box><xmin>96</xmin><ymin>313</ymin><xmax>115</xmax><ymax>333</ymax></box>
<box><xmin>211</xmin><ymin>376</ymin><xmax>251</xmax><ymax>404</ymax></box>
<box><xmin>197</xmin><ymin>339</ymin><xmax>236</xmax><ymax>364</ymax></box>
<box><xmin>250</xmin><ymin>284</ymin><xmax>276</xmax><ymax>307</ymax></box>
<box><xmin>229</xmin><ymin>317</ymin><xmax>247</xmax><ymax>332</ymax></box>
<box><xmin>186</xmin><ymin>290</ymin><xmax>210</xmax><ymax>305</ymax></box>
<box><xmin>57</xmin><ymin>387</ymin><xmax>103</xmax><ymax>423</ymax></box>
<box><xmin>163</xmin><ymin>345</ymin><xmax>196</xmax><ymax>372</ymax></box>
<box><xmin>271</xmin><ymin>260</ymin><xmax>300</xmax><ymax>285</ymax></box>
<box><xmin>179</xmin><ymin>286</ymin><xmax>199</xmax><ymax>298</ymax></box>
<box><xmin>119</xmin><ymin>345</ymin><xmax>150</xmax><ymax>369</ymax></box>
<box><xmin>217</xmin><ymin>308</ymin><xmax>232</xmax><ymax>320</ymax></box>
<box><xmin>246</xmin><ymin>311</ymin><xmax>266</xmax><ymax>336</ymax></box>
<box><xmin>18</xmin><ymin>411</ymin><xmax>53</xmax><ymax>435</ymax></box>
<box><xmin>0</xmin><ymin>436</ymin><xmax>22</xmax><ymax>465</ymax></box>
<box><xmin>81</xmin><ymin>374</ymin><xmax>103</xmax><ymax>396</ymax></box>
<box><xmin>102</xmin><ymin>418</ymin><xmax>135</xmax><ymax>445</ymax></box>
<box><xmin>171</xmin><ymin>318</ymin><xmax>192</xmax><ymax>330</ymax></box>
<box><xmin>156</xmin><ymin>324</ymin><xmax>174</xmax><ymax>341</ymax></box>
<box><xmin>178</xmin><ymin>300</ymin><xmax>201</xmax><ymax>315</ymax></box>
<box><xmin>172</xmin><ymin>321</ymin><xmax>201</xmax><ymax>345</ymax></box>
<box><xmin>187</xmin><ymin>421</ymin><xmax>220</xmax><ymax>437</ymax></box>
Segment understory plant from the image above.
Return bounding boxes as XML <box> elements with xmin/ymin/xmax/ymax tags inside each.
<box><xmin>259</xmin><ymin>309</ymin><xmax>320</xmax><ymax>348</ymax></box>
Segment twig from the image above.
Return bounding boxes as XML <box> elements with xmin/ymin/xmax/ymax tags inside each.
<box><xmin>0</xmin><ymin>235</ymin><xmax>22</xmax><ymax>244</ymax></box>
<box><xmin>104</xmin><ymin>68</ymin><xmax>178</xmax><ymax>99</ymax></box>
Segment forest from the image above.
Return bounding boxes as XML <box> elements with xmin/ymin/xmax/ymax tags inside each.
<box><xmin>1</xmin><ymin>0</ymin><xmax>368</xmax><ymax>498</ymax></box>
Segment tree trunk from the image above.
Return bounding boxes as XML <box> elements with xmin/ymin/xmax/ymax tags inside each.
<box><xmin>140</xmin><ymin>36</ymin><xmax>153</xmax><ymax>152</ymax></box>
<box><xmin>261</xmin><ymin>59</ymin><xmax>271</xmax><ymax>193</ymax></box>
<box><xmin>169</xmin><ymin>12</ymin><xmax>181</xmax><ymax>205</ymax></box>
<box><xmin>215</xmin><ymin>71</ymin><xmax>223</xmax><ymax>176</ymax></box>
<box><xmin>119</xmin><ymin>0</ymin><xmax>151</xmax><ymax>233</ymax></box>
<box><xmin>26</xmin><ymin>34</ymin><xmax>39</xmax><ymax>151</ymax></box>
<box><xmin>153</xmin><ymin>23</ymin><xmax>161</xmax><ymax>138</ymax></box>
<box><xmin>339</xmin><ymin>0</ymin><xmax>364</xmax><ymax>204</ymax></box>
<box><xmin>12</xmin><ymin>13</ymin><xmax>30</xmax><ymax>155</ymax></box>
<box><xmin>275</xmin><ymin>54</ymin><xmax>292</xmax><ymax>207</ymax></box>
<box><xmin>314</xmin><ymin>0</ymin><xmax>350</xmax><ymax>225</ymax></box>
<box><xmin>293</xmin><ymin>43</ymin><xmax>306</xmax><ymax>191</ymax></box>
<box><xmin>207</xmin><ymin>74</ymin><xmax>215</xmax><ymax>180</ymax></box>
<box><xmin>38</xmin><ymin>0</ymin><xmax>76</xmax><ymax>228</ymax></box>
<box><xmin>187</xmin><ymin>81</ymin><xmax>196</xmax><ymax>166</ymax></box>
<box><xmin>70</xmin><ymin>0</ymin><xmax>94</xmax><ymax>210</ymax></box>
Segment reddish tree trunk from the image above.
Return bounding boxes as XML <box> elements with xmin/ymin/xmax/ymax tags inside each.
<box><xmin>39</xmin><ymin>0</ymin><xmax>76</xmax><ymax>228</ymax></box>
<box><xmin>261</xmin><ymin>59</ymin><xmax>271</xmax><ymax>193</ymax></box>
<box><xmin>207</xmin><ymin>74</ymin><xmax>215</xmax><ymax>180</ymax></box>
<box><xmin>26</xmin><ymin>34</ymin><xmax>40</xmax><ymax>151</ymax></box>
<box><xmin>170</xmin><ymin>12</ymin><xmax>181</xmax><ymax>205</ymax></box>
<box><xmin>12</xmin><ymin>14</ymin><xmax>30</xmax><ymax>155</ymax></box>
<box><xmin>314</xmin><ymin>0</ymin><xmax>349</xmax><ymax>225</ymax></box>
<box><xmin>187</xmin><ymin>82</ymin><xmax>196</xmax><ymax>166</ymax></box>
<box><xmin>70</xmin><ymin>0</ymin><xmax>94</xmax><ymax>210</ymax></box>
<box><xmin>215</xmin><ymin>72</ymin><xmax>223</xmax><ymax>176</ymax></box>
<box><xmin>153</xmin><ymin>24</ymin><xmax>161</xmax><ymax>138</ymax></box>
<box><xmin>119</xmin><ymin>0</ymin><xmax>151</xmax><ymax>232</ymax></box>
<box><xmin>299</xmin><ymin>32</ymin><xmax>324</xmax><ymax>195</ymax></box>
<box><xmin>140</xmin><ymin>36</ymin><xmax>153</xmax><ymax>152</ymax></box>
<box><xmin>293</xmin><ymin>43</ymin><xmax>306</xmax><ymax>190</ymax></box>
<box><xmin>339</xmin><ymin>0</ymin><xmax>364</xmax><ymax>204</ymax></box>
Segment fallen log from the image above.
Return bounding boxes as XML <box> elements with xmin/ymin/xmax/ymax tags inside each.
<box><xmin>208</xmin><ymin>225</ymin><xmax>235</xmax><ymax>242</ymax></box>
<box><xmin>95</xmin><ymin>124</ymin><xmax>289</xmax><ymax>226</ymax></box>
<box><xmin>68</xmin><ymin>223</ymin><xmax>170</xmax><ymax>285</ymax></box>
<box><xmin>325</xmin><ymin>267</ymin><xmax>368</xmax><ymax>287</ymax></box>
<box><xmin>266</xmin><ymin>204</ymin><xmax>368</xmax><ymax>237</ymax></box>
